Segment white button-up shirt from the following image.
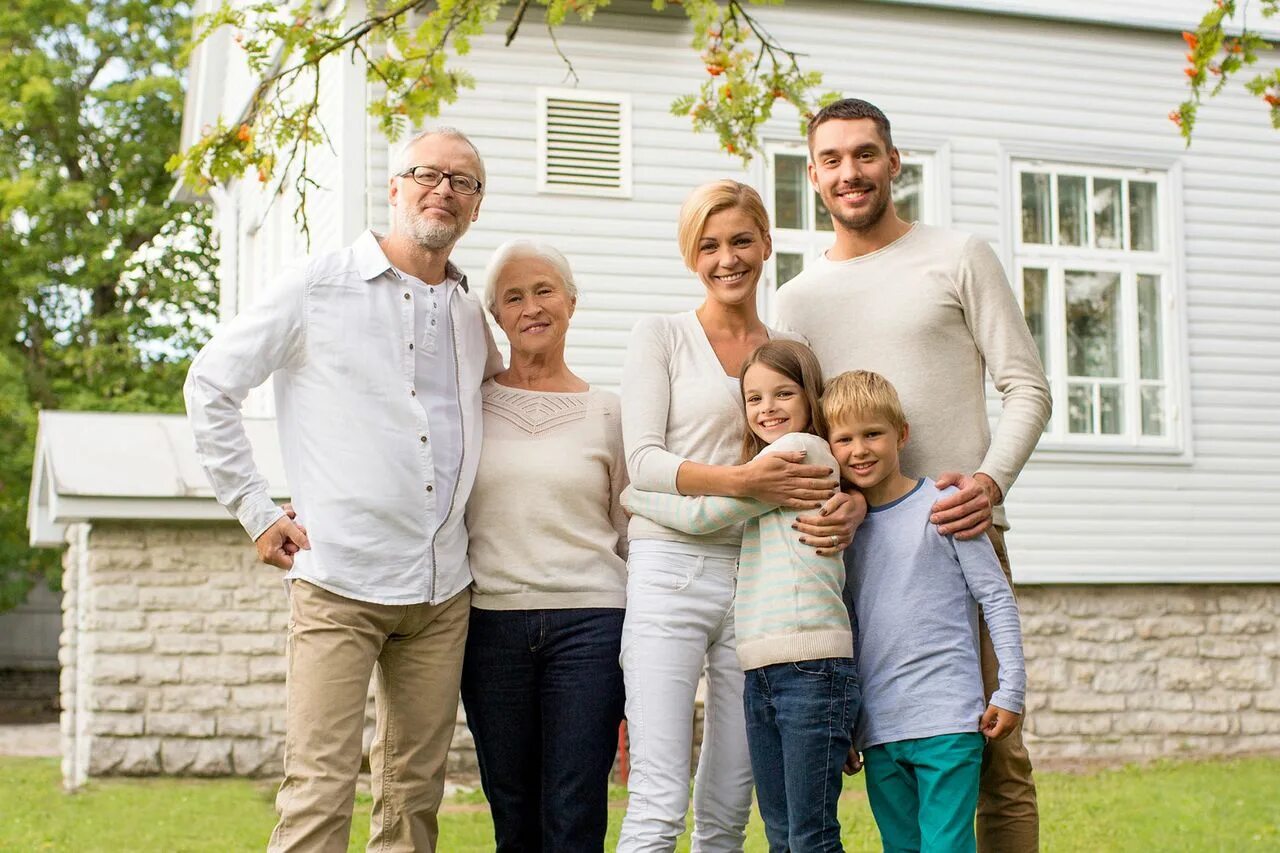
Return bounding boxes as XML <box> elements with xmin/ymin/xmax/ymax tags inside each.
<box><xmin>184</xmin><ymin>230</ymin><xmax>503</xmax><ymax>605</ymax></box>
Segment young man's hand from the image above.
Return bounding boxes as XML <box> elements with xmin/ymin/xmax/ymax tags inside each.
<box><xmin>794</xmin><ymin>490</ymin><xmax>867</xmax><ymax>556</ymax></box>
<box><xmin>842</xmin><ymin>745</ymin><xmax>863</xmax><ymax>775</ymax></box>
<box><xmin>255</xmin><ymin>510</ymin><xmax>310</xmax><ymax>570</ymax></box>
<box><xmin>930</xmin><ymin>472</ymin><xmax>1001</xmax><ymax>539</ymax></box>
<box><xmin>979</xmin><ymin>704</ymin><xmax>1021</xmax><ymax>741</ymax></box>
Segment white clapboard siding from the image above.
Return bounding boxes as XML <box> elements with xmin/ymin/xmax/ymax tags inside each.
<box><xmin>223</xmin><ymin>0</ymin><xmax>1278</xmax><ymax>584</ymax></box>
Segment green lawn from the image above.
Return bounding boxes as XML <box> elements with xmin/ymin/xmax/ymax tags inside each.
<box><xmin>3</xmin><ymin>756</ymin><xmax>1278</xmax><ymax>851</ymax></box>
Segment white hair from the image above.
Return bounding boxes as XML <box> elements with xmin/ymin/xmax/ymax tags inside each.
<box><xmin>484</xmin><ymin>239</ymin><xmax>578</xmax><ymax>318</ymax></box>
<box><xmin>394</xmin><ymin>126</ymin><xmax>486</xmax><ymax>183</ymax></box>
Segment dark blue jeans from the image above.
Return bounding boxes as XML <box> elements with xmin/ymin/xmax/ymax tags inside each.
<box><xmin>744</xmin><ymin>657</ymin><xmax>860</xmax><ymax>853</ymax></box>
<box><xmin>460</xmin><ymin>607</ymin><xmax>625</xmax><ymax>853</ymax></box>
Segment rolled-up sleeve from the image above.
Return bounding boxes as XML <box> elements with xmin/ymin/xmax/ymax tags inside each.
<box><xmin>183</xmin><ymin>267</ymin><xmax>307</xmax><ymax>540</ymax></box>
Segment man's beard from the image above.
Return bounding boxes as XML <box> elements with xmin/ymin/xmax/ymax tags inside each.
<box><xmin>826</xmin><ymin>181</ymin><xmax>892</xmax><ymax>233</ymax></box>
<box><xmin>398</xmin><ymin>205</ymin><xmax>465</xmax><ymax>251</ymax></box>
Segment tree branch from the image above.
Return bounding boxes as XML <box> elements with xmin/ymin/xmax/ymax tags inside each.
<box><xmin>505</xmin><ymin>0</ymin><xmax>530</xmax><ymax>46</ymax></box>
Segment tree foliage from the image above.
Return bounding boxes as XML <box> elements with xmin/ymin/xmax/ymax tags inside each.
<box><xmin>1173</xmin><ymin>0</ymin><xmax>1278</xmax><ymax>140</ymax></box>
<box><xmin>172</xmin><ymin>0</ymin><xmax>837</xmax><ymax>228</ymax></box>
<box><xmin>0</xmin><ymin>0</ymin><xmax>218</xmax><ymax>608</ymax></box>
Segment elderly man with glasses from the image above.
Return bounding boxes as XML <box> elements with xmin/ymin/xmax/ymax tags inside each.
<box><xmin>185</xmin><ymin>127</ymin><xmax>502</xmax><ymax>853</ymax></box>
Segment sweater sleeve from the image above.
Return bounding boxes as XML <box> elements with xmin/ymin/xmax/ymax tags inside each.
<box><xmin>602</xmin><ymin>393</ymin><xmax>631</xmax><ymax>561</ymax></box>
<box><xmin>620</xmin><ymin>316</ymin><xmax>686</xmax><ymax>493</ymax></box>
<box><xmin>955</xmin><ymin>237</ymin><xmax>1052</xmax><ymax>500</ymax></box>
<box><xmin>954</xmin><ymin>534</ymin><xmax>1026</xmax><ymax>714</ymax></box>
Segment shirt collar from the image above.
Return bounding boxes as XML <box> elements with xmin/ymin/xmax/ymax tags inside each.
<box><xmin>354</xmin><ymin>229</ymin><xmax>469</xmax><ymax>292</ymax></box>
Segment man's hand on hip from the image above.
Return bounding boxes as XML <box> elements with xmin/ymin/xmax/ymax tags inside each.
<box><xmin>255</xmin><ymin>510</ymin><xmax>311</xmax><ymax>570</ymax></box>
<box><xmin>930</xmin><ymin>472</ymin><xmax>1001</xmax><ymax>540</ymax></box>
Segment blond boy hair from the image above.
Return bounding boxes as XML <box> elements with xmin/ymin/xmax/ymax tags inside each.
<box><xmin>822</xmin><ymin>370</ymin><xmax>908</xmax><ymax>434</ymax></box>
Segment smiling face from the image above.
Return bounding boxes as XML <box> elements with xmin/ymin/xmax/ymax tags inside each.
<box><xmin>492</xmin><ymin>256</ymin><xmax>575</xmax><ymax>358</ymax></box>
<box><xmin>828</xmin><ymin>410</ymin><xmax>910</xmax><ymax>497</ymax></box>
<box><xmin>808</xmin><ymin>117</ymin><xmax>900</xmax><ymax>234</ymax></box>
<box><xmin>694</xmin><ymin>205</ymin><xmax>772</xmax><ymax>309</ymax></box>
<box><xmin>743</xmin><ymin>362</ymin><xmax>811</xmax><ymax>445</ymax></box>
<box><xmin>389</xmin><ymin>133</ymin><xmax>484</xmax><ymax>251</ymax></box>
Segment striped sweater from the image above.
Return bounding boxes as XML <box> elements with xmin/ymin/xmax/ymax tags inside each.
<box><xmin>621</xmin><ymin>431</ymin><xmax>853</xmax><ymax>671</ymax></box>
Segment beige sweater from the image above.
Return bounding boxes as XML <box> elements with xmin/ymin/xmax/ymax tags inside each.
<box><xmin>620</xmin><ymin>311</ymin><xmax>798</xmax><ymax>547</ymax></box>
<box><xmin>465</xmin><ymin>380</ymin><xmax>629</xmax><ymax>610</ymax></box>
<box><xmin>774</xmin><ymin>224</ymin><xmax>1051</xmax><ymax>528</ymax></box>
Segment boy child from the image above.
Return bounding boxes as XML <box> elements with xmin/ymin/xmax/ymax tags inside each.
<box><xmin>824</xmin><ymin>370</ymin><xmax>1026</xmax><ymax>853</ymax></box>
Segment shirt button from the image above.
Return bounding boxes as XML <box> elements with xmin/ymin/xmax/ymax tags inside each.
<box><xmin>410</xmin><ymin>390</ymin><xmax>416</xmax><ymax>397</ymax></box>
<box><xmin>426</xmin><ymin>484</ymin><xmax>434</xmax><ymax>492</ymax></box>
<box><xmin>409</xmin><ymin>343</ymin><xmax>414</xmax><ymax>350</ymax></box>
<box><xmin>403</xmin><ymin>292</ymin><xmax>411</xmax><ymax>300</ymax></box>
<box><xmin>420</xmin><ymin>435</ymin><xmax>428</xmax><ymax>443</ymax></box>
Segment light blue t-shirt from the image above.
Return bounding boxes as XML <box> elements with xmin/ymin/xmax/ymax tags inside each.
<box><xmin>846</xmin><ymin>477</ymin><xmax>1026</xmax><ymax>751</ymax></box>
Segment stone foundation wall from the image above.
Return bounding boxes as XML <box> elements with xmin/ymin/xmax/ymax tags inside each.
<box><xmin>59</xmin><ymin>520</ymin><xmax>1279</xmax><ymax>787</ymax></box>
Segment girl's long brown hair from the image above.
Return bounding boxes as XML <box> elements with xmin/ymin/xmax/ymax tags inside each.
<box><xmin>738</xmin><ymin>340</ymin><xmax>828</xmax><ymax>463</ymax></box>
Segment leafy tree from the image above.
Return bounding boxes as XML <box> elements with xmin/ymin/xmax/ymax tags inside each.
<box><xmin>0</xmin><ymin>0</ymin><xmax>218</xmax><ymax>608</ymax></box>
<box><xmin>1173</xmin><ymin>0</ymin><xmax>1278</xmax><ymax>140</ymax></box>
<box><xmin>173</xmin><ymin>0</ymin><xmax>837</xmax><ymax>227</ymax></box>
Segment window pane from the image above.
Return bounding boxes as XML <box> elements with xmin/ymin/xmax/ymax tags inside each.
<box><xmin>895</xmin><ymin>163</ymin><xmax>923</xmax><ymax>223</ymax></box>
<box><xmin>776</xmin><ymin>253</ymin><xmax>805</xmax><ymax>288</ymax></box>
<box><xmin>1065</xmin><ymin>270</ymin><xmax>1122</xmax><ymax>378</ymax></box>
<box><xmin>1068</xmin><ymin>383</ymin><xmax>1095</xmax><ymax>434</ymax></box>
<box><xmin>1020</xmin><ymin>172</ymin><xmax>1051</xmax><ymax>244</ymax></box>
<box><xmin>814</xmin><ymin>191</ymin><xmax>834</xmax><ymax>232</ymax></box>
<box><xmin>1057</xmin><ymin>175</ymin><xmax>1087</xmax><ymax>246</ymax></box>
<box><xmin>1099</xmin><ymin>384</ymin><xmax>1123</xmax><ymax>434</ymax></box>
<box><xmin>1093</xmin><ymin>178</ymin><xmax>1123</xmax><ymax>249</ymax></box>
<box><xmin>1022</xmin><ymin>268</ymin><xmax>1049</xmax><ymax>370</ymax></box>
<box><xmin>1129</xmin><ymin>181</ymin><xmax>1158</xmax><ymax>251</ymax></box>
<box><xmin>1137</xmin><ymin>274</ymin><xmax>1163</xmax><ymax>380</ymax></box>
<box><xmin>1141</xmin><ymin>386</ymin><xmax>1165</xmax><ymax>436</ymax></box>
<box><xmin>775</xmin><ymin>155</ymin><xmax>807</xmax><ymax>230</ymax></box>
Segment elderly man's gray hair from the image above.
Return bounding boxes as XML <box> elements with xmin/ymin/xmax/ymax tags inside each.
<box><xmin>394</xmin><ymin>126</ymin><xmax>486</xmax><ymax>183</ymax></box>
<box><xmin>484</xmin><ymin>239</ymin><xmax>579</xmax><ymax>318</ymax></box>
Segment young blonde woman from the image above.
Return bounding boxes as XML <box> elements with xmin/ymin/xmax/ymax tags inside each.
<box><xmin>617</xmin><ymin>181</ymin><xmax>862</xmax><ymax>852</ymax></box>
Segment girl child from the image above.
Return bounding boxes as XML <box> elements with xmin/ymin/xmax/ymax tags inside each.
<box><xmin>623</xmin><ymin>339</ymin><xmax>859</xmax><ymax>853</ymax></box>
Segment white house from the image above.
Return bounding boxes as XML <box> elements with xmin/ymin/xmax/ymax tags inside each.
<box><xmin>31</xmin><ymin>0</ymin><xmax>1280</xmax><ymax>784</ymax></box>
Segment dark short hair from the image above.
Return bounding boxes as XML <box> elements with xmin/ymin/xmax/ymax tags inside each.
<box><xmin>806</xmin><ymin>98</ymin><xmax>894</xmax><ymax>151</ymax></box>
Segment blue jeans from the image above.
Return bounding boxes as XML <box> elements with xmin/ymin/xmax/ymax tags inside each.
<box><xmin>744</xmin><ymin>657</ymin><xmax>860</xmax><ymax>853</ymax></box>
<box><xmin>460</xmin><ymin>607</ymin><xmax>625</xmax><ymax>853</ymax></box>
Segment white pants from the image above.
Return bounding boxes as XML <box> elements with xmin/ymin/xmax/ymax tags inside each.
<box><xmin>617</xmin><ymin>540</ymin><xmax>754</xmax><ymax>853</ymax></box>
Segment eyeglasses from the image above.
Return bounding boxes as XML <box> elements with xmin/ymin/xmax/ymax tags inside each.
<box><xmin>398</xmin><ymin>166</ymin><xmax>483</xmax><ymax>196</ymax></box>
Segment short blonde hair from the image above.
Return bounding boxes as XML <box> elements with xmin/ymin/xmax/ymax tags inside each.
<box><xmin>676</xmin><ymin>180</ymin><xmax>771</xmax><ymax>270</ymax></box>
<box><xmin>822</xmin><ymin>370</ymin><xmax>908</xmax><ymax>434</ymax></box>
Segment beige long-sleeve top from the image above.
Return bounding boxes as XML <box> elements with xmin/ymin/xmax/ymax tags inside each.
<box><xmin>774</xmin><ymin>224</ymin><xmax>1051</xmax><ymax>528</ymax></box>
<box><xmin>465</xmin><ymin>380</ymin><xmax>629</xmax><ymax>610</ymax></box>
<box><xmin>620</xmin><ymin>310</ymin><xmax>798</xmax><ymax>547</ymax></box>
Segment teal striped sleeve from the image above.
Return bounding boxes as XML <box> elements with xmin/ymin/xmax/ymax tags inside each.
<box><xmin>620</xmin><ymin>486</ymin><xmax>772</xmax><ymax>536</ymax></box>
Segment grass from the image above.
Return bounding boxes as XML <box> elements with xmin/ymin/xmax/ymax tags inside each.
<box><xmin>2</xmin><ymin>756</ymin><xmax>1278</xmax><ymax>851</ymax></box>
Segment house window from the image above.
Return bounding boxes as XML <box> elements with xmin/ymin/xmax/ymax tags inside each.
<box><xmin>536</xmin><ymin>89</ymin><xmax>631</xmax><ymax>198</ymax></box>
<box><xmin>1014</xmin><ymin>162</ymin><xmax>1179</xmax><ymax>450</ymax></box>
<box><xmin>767</xmin><ymin>143</ymin><xmax>936</xmax><ymax>290</ymax></box>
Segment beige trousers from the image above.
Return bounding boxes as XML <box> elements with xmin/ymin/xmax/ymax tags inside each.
<box><xmin>267</xmin><ymin>580</ymin><xmax>471</xmax><ymax>853</ymax></box>
<box><xmin>977</xmin><ymin>528</ymin><xmax>1040</xmax><ymax>853</ymax></box>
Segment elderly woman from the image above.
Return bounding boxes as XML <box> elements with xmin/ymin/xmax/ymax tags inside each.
<box><xmin>461</xmin><ymin>239</ymin><xmax>629</xmax><ymax>853</ymax></box>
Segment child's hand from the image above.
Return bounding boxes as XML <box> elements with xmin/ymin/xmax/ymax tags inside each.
<box><xmin>979</xmin><ymin>704</ymin><xmax>1021</xmax><ymax>741</ymax></box>
<box><xmin>842</xmin><ymin>746</ymin><xmax>863</xmax><ymax>775</ymax></box>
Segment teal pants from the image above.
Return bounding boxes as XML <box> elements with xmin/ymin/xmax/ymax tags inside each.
<box><xmin>863</xmin><ymin>732</ymin><xmax>984</xmax><ymax>853</ymax></box>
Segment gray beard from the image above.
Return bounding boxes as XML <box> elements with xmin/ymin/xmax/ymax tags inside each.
<box><xmin>399</xmin><ymin>207</ymin><xmax>462</xmax><ymax>251</ymax></box>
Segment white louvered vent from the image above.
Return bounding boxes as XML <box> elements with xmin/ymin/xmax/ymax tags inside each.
<box><xmin>537</xmin><ymin>89</ymin><xmax>632</xmax><ymax>197</ymax></box>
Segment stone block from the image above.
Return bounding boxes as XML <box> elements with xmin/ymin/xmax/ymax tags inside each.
<box><xmin>233</xmin><ymin>737</ymin><xmax>283</xmax><ymax>776</ymax></box>
<box><xmin>159</xmin><ymin>738</ymin><xmax>199</xmax><ymax>774</ymax></box>
<box><xmin>206</xmin><ymin>611</ymin><xmax>271</xmax><ymax>633</ymax></box>
<box><xmin>1069</xmin><ymin>619</ymin><xmax>1135</xmax><ymax>643</ymax></box>
<box><xmin>248</xmin><ymin>656</ymin><xmax>286</xmax><ymax>684</ymax></box>
<box><xmin>89</xmin><ymin>714</ymin><xmax>145</xmax><ymax>737</ymax></box>
<box><xmin>1256</xmin><ymin>691</ymin><xmax>1280</xmax><ymax>712</ymax></box>
<box><xmin>111</xmin><ymin>737</ymin><xmax>163</xmax><ymax>776</ymax></box>
<box><xmin>182</xmin><ymin>655</ymin><xmax>251</xmax><ymax>686</ymax></box>
<box><xmin>90</xmin><ymin>688</ymin><xmax>145</xmax><ymax>713</ymax></box>
<box><xmin>231</xmin><ymin>684</ymin><xmax>285</xmax><ymax>711</ymax></box>
<box><xmin>83</xmin><ymin>611</ymin><xmax>147</xmax><ymax>632</ymax></box>
<box><xmin>1192</xmin><ymin>693</ymin><xmax>1252</xmax><ymax>713</ymax></box>
<box><xmin>1208</xmin><ymin>613</ymin><xmax>1276</xmax><ymax>636</ymax></box>
<box><xmin>1091</xmin><ymin>663</ymin><xmax>1158</xmax><ymax>694</ymax></box>
<box><xmin>89</xmin><ymin>549</ymin><xmax>151</xmax><ymax>572</ymax></box>
<box><xmin>1058</xmin><ymin>641</ymin><xmax>1140</xmax><ymax>663</ymax></box>
<box><xmin>155</xmin><ymin>634</ymin><xmax>220</xmax><ymax>655</ymax></box>
<box><xmin>1024</xmin><ymin>656</ymin><xmax>1069</xmax><ymax>690</ymax></box>
<box><xmin>220</xmin><ymin>634</ymin><xmax>284</xmax><ymax>656</ymax></box>
<box><xmin>92</xmin><ymin>586</ymin><xmax>139</xmax><ymax>611</ymax></box>
<box><xmin>1023</xmin><ymin>614</ymin><xmax>1070</xmax><ymax>637</ymax></box>
<box><xmin>1217</xmin><ymin>658</ymin><xmax>1274</xmax><ymax>691</ymax></box>
<box><xmin>233</xmin><ymin>586</ymin><xmax>286</xmax><ymax>609</ymax></box>
<box><xmin>1157</xmin><ymin>659</ymin><xmax>1216</xmax><ymax>691</ymax></box>
<box><xmin>1216</xmin><ymin>591</ymin><xmax>1271</xmax><ymax>613</ymax></box>
<box><xmin>1125</xmin><ymin>691</ymin><xmax>1194</xmax><ymax>712</ymax></box>
<box><xmin>1050</xmin><ymin>691</ymin><xmax>1127</xmax><ymax>713</ymax></box>
<box><xmin>1024</xmin><ymin>712</ymin><xmax>1113</xmax><ymax>737</ymax></box>
<box><xmin>160</xmin><ymin>685</ymin><xmax>230</xmax><ymax>713</ymax></box>
<box><xmin>1115</xmin><ymin>712</ymin><xmax>1233</xmax><ymax>736</ymax></box>
<box><xmin>138</xmin><ymin>657</ymin><xmax>183</xmax><ymax>686</ymax></box>
<box><xmin>1197</xmin><ymin>637</ymin><xmax>1254</xmax><ymax>659</ymax></box>
<box><xmin>139</xmin><ymin>587</ymin><xmax>230</xmax><ymax>612</ymax></box>
<box><xmin>91</xmin><ymin>657</ymin><xmax>140</xmax><ymax>685</ymax></box>
<box><xmin>216</xmin><ymin>713</ymin><xmax>270</xmax><ymax>738</ymax></box>
<box><xmin>92</xmin><ymin>632</ymin><xmax>154</xmax><ymax>654</ymax></box>
<box><xmin>1135</xmin><ymin>616</ymin><xmax>1205</xmax><ymax>640</ymax></box>
<box><xmin>147</xmin><ymin>712</ymin><xmax>217</xmax><ymax>737</ymax></box>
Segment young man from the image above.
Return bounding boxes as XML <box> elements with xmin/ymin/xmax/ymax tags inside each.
<box><xmin>773</xmin><ymin>98</ymin><xmax>1051</xmax><ymax>851</ymax></box>
<box><xmin>824</xmin><ymin>370</ymin><xmax>1025</xmax><ymax>853</ymax></box>
<box><xmin>184</xmin><ymin>128</ymin><xmax>502</xmax><ymax>852</ymax></box>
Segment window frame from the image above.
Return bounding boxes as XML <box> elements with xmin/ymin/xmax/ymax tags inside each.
<box><xmin>535</xmin><ymin>87</ymin><xmax>632</xmax><ymax>199</ymax></box>
<box><xmin>1007</xmin><ymin>154</ymin><xmax>1192</xmax><ymax>461</ymax></box>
